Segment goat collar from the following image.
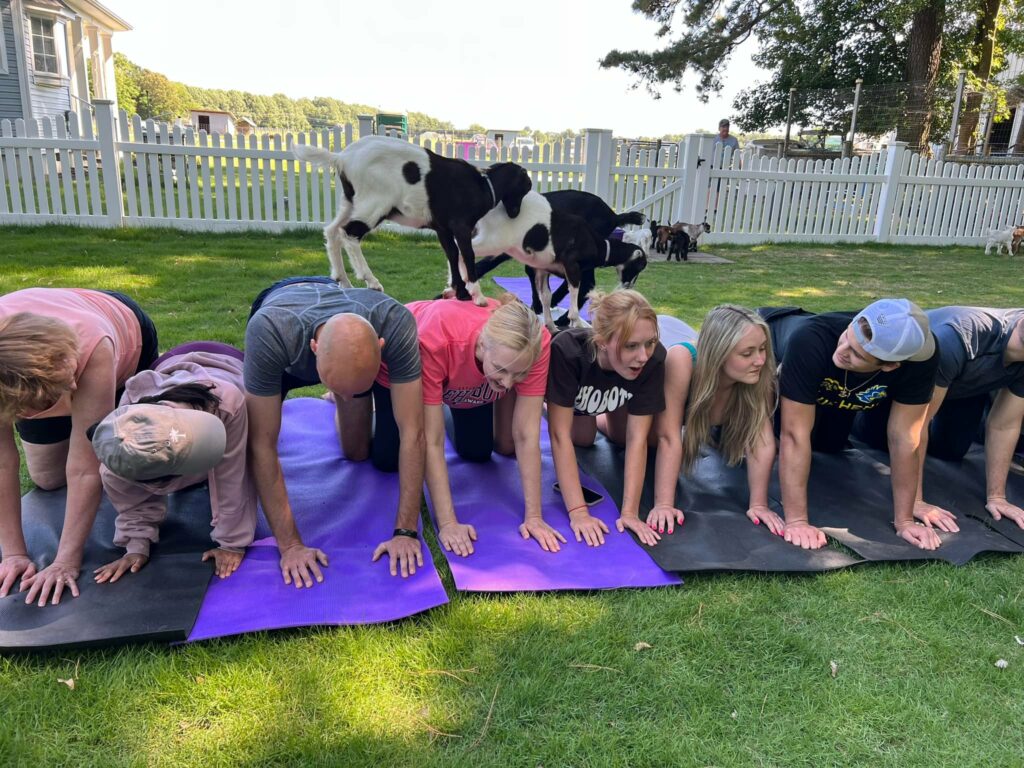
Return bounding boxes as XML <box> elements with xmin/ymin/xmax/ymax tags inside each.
<box><xmin>481</xmin><ymin>172</ymin><xmax>497</xmax><ymax>208</ymax></box>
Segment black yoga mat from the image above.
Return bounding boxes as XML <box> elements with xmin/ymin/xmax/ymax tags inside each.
<box><xmin>575</xmin><ymin>436</ymin><xmax>863</xmax><ymax>573</ymax></box>
<box><xmin>803</xmin><ymin>448</ymin><xmax>1024</xmax><ymax>565</ymax></box>
<box><xmin>0</xmin><ymin>485</ymin><xmax>214</xmax><ymax>652</ymax></box>
<box><xmin>910</xmin><ymin>447</ymin><xmax>1024</xmax><ymax>549</ymax></box>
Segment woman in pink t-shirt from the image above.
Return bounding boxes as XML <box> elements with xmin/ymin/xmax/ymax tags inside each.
<box><xmin>0</xmin><ymin>288</ymin><xmax>158</xmax><ymax>607</ymax></box>
<box><xmin>374</xmin><ymin>294</ymin><xmax>561</xmax><ymax>554</ymax></box>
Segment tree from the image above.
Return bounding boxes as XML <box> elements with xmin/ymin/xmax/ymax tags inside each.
<box><xmin>602</xmin><ymin>0</ymin><xmax>1023</xmax><ymax>148</ymax></box>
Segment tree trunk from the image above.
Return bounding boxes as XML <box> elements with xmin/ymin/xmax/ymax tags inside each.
<box><xmin>900</xmin><ymin>0</ymin><xmax>945</xmax><ymax>149</ymax></box>
<box><xmin>957</xmin><ymin>0</ymin><xmax>1001</xmax><ymax>152</ymax></box>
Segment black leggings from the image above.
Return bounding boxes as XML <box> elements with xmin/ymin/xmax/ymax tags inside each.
<box><xmin>371</xmin><ymin>383</ymin><xmax>494</xmax><ymax>472</ymax></box>
<box><xmin>852</xmin><ymin>394</ymin><xmax>989</xmax><ymax>461</ymax></box>
<box><xmin>15</xmin><ymin>291</ymin><xmax>159</xmax><ymax>445</ymax></box>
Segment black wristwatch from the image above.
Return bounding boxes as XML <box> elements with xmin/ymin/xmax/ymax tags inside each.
<box><xmin>393</xmin><ymin>528</ymin><xmax>419</xmax><ymax>540</ymax></box>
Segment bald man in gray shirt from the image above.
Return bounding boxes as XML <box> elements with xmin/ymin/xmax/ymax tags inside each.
<box><xmin>244</xmin><ymin>278</ymin><xmax>426</xmax><ymax>586</ymax></box>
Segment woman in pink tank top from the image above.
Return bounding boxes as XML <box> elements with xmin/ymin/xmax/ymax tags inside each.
<box><xmin>0</xmin><ymin>287</ymin><xmax>157</xmax><ymax>607</ymax></box>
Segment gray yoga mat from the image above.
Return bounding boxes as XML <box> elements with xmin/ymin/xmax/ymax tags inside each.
<box><xmin>0</xmin><ymin>485</ymin><xmax>214</xmax><ymax>652</ymax></box>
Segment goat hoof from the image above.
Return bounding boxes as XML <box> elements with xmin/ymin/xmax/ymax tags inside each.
<box><xmin>365</xmin><ymin>279</ymin><xmax>384</xmax><ymax>291</ymax></box>
<box><xmin>441</xmin><ymin>287</ymin><xmax>457</xmax><ymax>300</ymax></box>
<box><xmin>472</xmin><ymin>294</ymin><xmax>489</xmax><ymax>307</ymax></box>
<box><xmin>455</xmin><ymin>288</ymin><xmax>472</xmax><ymax>301</ymax></box>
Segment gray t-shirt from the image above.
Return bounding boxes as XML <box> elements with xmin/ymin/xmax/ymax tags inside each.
<box><xmin>927</xmin><ymin>306</ymin><xmax>1024</xmax><ymax>400</ymax></box>
<box><xmin>713</xmin><ymin>134</ymin><xmax>740</xmax><ymax>153</ymax></box>
<box><xmin>244</xmin><ymin>283</ymin><xmax>421</xmax><ymax>397</ymax></box>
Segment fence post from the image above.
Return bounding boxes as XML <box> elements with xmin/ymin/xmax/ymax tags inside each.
<box><xmin>357</xmin><ymin>115</ymin><xmax>374</xmax><ymax>139</ymax></box>
<box><xmin>873</xmin><ymin>141</ymin><xmax>907</xmax><ymax>243</ymax></box>
<box><xmin>583</xmin><ymin>128</ymin><xmax>613</xmax><ymax>199</ymax></box>
<box><xmin>948</xmin><ymin>70</ymin><xmax>966</xmax><ymax>154</ymax></box>
<box><xmin>671</xmin><ymin>134</ymin><xmax>702</xmax><ymax>224</ymax></box>
<box><xmin>93</xmin><ymin>100</ymin><xmax>124</xmax><ymax>227</ymax></box>
<box><xmin>846</xmin><ymin>78</ymin><xmax>863</xmax><ymax>158</ymax></box>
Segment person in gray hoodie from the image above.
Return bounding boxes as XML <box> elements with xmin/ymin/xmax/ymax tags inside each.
<box><xmin>88</xmin><ymin>342</ymin><xmax>256</xmax><ymax>582</ymax></box>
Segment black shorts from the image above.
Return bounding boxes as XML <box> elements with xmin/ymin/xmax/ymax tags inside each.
<box><xmin>15</xmin><ymin>292</ymin><xmax>159</xmax><ymax>446</ymax></box>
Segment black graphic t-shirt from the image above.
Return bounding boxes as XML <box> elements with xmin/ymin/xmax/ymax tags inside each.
<box><xmin>771</xmin><ymin>312</ymin><xmax>938</xmax><ymax>411</ymax></box>
<box><xmin>547</xmin><ymin>328</ymin><xmax>666</xmax><ymax>416</ymax></box>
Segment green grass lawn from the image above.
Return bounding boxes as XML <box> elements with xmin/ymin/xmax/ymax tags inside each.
<box><xmin>1</xmin><ymin>226</ymin><xmax>1023</xmax><ymax>767</ymax></box>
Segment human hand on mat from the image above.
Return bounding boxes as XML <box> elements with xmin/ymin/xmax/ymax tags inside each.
<box><xmin>22</xmin><ymin>560</ymin><xmax>80</xmax><ymax>606</ymax></box>
<box><xmin>203</xmin><ymin>548</ymin><xmax>244</xmax><ymax>579</ymax></box>
<box><xmin>747</xmin><ymin>505</ymin><xmax>785</xmax><ymax>536</ymax></box>
<box><xmin>986</xmin><ymin>497</ymin><xmax>1024</xmax><ymax>529</ymax></box>
<box><xmin>280</xmin><ymin>544</ymin><xmax>328</xmax><ymax>587</ymax></box>
<box><xmin>896</xmin><ymin>522</ymin><xmax>941</xmax><ymax>550</ymax></box>
<box><xmin>570</xmin><ymin>510</ymin><xmax>609</xmax><ymax>546</ymax></box>
<box><xmin>438</xmin><ymin>522</ymin><xmax>477</xmax><ymax>557</ymax></box>
<box><xmin>519</xmin><ymin>518</ymin><xmax>567</xmax><ymax>552</ymax></box>
<box><xmin>0</xmin><ymin>555</ymin><xmax>36</xmax><ymax>598</ymax></box>
<box><xmin>617</xmin><ymin>515</ymin><xmax>660</xmax><ymax>546</ymax></box>
<box><xmin>372</xmin><ymin>536</ymin><xmax>423</xmax><ymax>577</ymax></box>
<box><xmin>913</xmin><ymin>501</ymin><xmax>960</xmax><ymax>533</ymax></box>
<box><xmin>783</xmin><ymin>521</ymin><xmax>826</xmax><ymax>549</ymax></box>
<box><xmin>94</xmin><ymin>553</ymin><xmax>149</xmax><ymax>584</ymax></box>
<box><xmin>647</xmin><ymin>504</ymin><xmax>685</xmax><ymax>535</ymax></box>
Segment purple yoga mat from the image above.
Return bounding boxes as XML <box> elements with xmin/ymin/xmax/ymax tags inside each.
<box><xmin>493</xmin><ymin>277</ymin><xmax>592</xmax><ymax>322</ymax></box>
<box><xmin>425</xmin><ymin>422</ymin><xmax>682</xmax><ymax>592</ymax></box>
<box><xmin>187</xmin><ymin>398</ymin><xmax>448</xmax><ymax>641</ymax></box>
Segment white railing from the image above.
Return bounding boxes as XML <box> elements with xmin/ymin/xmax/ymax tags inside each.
<box><xmin>1</xmin><ymin>101</ymin><xmax>1023</xmax><ymax>245</ymax></box>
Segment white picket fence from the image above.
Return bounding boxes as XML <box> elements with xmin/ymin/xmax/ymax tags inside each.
<box><xmin>1</xmin><ymin>101</ymin><xmax>1023</xmax><ymax>245</ymax></box>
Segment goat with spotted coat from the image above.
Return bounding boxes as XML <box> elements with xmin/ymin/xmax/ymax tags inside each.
<box><xmin>293</xmin><ymin>136</ymin><xmax>532</xmax><ymax>302</ymax></box>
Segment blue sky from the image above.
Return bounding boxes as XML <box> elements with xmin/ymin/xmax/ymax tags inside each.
<box><xmin>103</xmin><ymin>0</ymin><xmax>769</xmax><ymax>137</ymax></box>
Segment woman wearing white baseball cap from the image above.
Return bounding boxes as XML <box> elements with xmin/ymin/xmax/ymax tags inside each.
<box><xmin>89</xmin><ymin>342</ymin><xmax>256</xmax><ymax>583</ymax></box>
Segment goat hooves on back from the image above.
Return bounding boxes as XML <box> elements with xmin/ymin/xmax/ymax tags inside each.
<box><xmin>441</xmin><ymin>286</ymin><xmax>457</xmax><ymax>300</ymax></box>
<box><xmin>364</xmin><ymin>278</ymin><xmax>384</xmax><ymax>291</ymax></box>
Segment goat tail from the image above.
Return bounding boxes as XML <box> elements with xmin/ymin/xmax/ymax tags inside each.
<box><xmin>292</xmin><ymin>144</ymin><xmax>344</xmax><ymax>175</ymax></box>
<box><xmin>613</xmin><ymin>211</ymin><xmax>646</xmax><ymax>227</ymax></box>
<box><xmin>472</xmin><ymin>254</ymin><xmax>513</xmax><ymax>280</ymax></box>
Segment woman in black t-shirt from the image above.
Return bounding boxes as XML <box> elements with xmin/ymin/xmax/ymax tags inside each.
<box><xmin>546</xmin><ymin>289</ymin><xmax>666</xmax><ymax>548</ymax></box>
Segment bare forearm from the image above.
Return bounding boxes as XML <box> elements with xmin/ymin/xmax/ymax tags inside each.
<box><xmin>55</xmin><ymin>469</ymin><xmax>103</xmax><ymax>566</ymax></box>
<box><xmin>251</xmin><ymin>444</ymin><xmax>303</xmax><ymax>549</ymax></box>
<box><xmin>779</xmin><ymin>432</ymin><xmax>811</xmax><ymax>523</ymax></box>
<box><xmin>621</xmin><ymin>438</ymin><xmax>648</xmax><ymax>519</ymax></box>
<box><xmin>915</xmin><ymin>422</ymin><xmax>931</xmax><ymax>503</ymax></box>
<box><xmin>395</xmin><ymin>428</ymin><xmax>425</xmax><ymax>530</ymax></box>
<box><xmin>0</xmin><ymin>457</ymin><xmax>26</xmax><ymax>557</ymax></box>
<box><xmin>985</xmin><ymin>423</ymin><xmax>1019</xmax><ymax>500</ymax></box>
<box><xmin>513</xmin><ymin>428</ymin><xmax>543</xmax><ymax>521</ymax></box>
<box><xmin>889</xmin><ymin>440</ymin><xmax>919</xmax><ymax>527</ymax></box>
<box><xmin>653</xmin><ymin>434</ymin><xmax>682</xmax><ymax>508</ymax></box>
<box><xmin>746</xmin><ymin>432</ymin><xmax>774</xmax><ymax>509</ymax></box>
<box><xmin>549</xmin><ymin>428</ymin><xmax>584</xmax><ymax>518</ymax></box>
<box><xmin>424</xmin><ymin>437</ymin><xmax>456</xmax><ymax>526</ymax></box>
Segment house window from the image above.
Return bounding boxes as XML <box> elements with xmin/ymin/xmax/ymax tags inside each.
<box><xmin>30</xmin><ymin>17</ymin><xmax>59</xmax><ymax>75</ymax></box>
<box><xmin>198</xmin><ymin>115</ymin><xmax>210</xmax><ymax>133</ymax></box>
<box><xmin>0</xmin><ymin>7</ymin><xmax>9</xmax><ymax>76</ymax></box>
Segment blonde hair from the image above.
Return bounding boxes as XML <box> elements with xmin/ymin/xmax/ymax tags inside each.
<box><xmin>0</xmin><ymin>313</ymin><xmax>80</xmax><ymax>421</ymax></box>
<box><xmin>479</xmin><ymin>293</ymin><xmax>544</xmax><ymax>365</ymax></box>
<box><xmin>682</xmin><ymin>304</ymin><xmax>776</xmax><ymax>470</ymax></box>
<box><xmin>588</xmin><ymin>288</ymin><xmax>659</xmax><ymax>358</ymax></box>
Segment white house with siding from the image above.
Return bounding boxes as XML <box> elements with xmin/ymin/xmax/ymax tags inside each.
<box><xmin>0</xmin><ymin>0</ymin><xmax>129</xmax><ymax>124</ymax></box>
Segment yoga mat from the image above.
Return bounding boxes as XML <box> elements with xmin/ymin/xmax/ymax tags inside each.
<box><xmin>492</xmin><ymin>277</ymin><xmax>592</xmax><ymax>322</ymax></box>
<box><xmin>902</xmin><ymin>447</ymin><xmax>1024</xmax><ymax>549</ymax></box>
<box><xmin>187</xmin><ymin>398</ymin><xmax>449</xmax><ymax>641</ymax></box>
<box><xmin>576</xmin><ymin>435</ymin><xmax>863</xmax><ymax>573</ymax></box>
<box><xmin>656</xmin><ymin>314</ymin><xmax>699</xmax><ymax>346</ymax></box>
<box><xmin>800</xmin><ymin>448</ymin><xmax>1023</xmax><ymax>565</ymax></box>
<box><xmin>424</xmin><ymin>422</ymin><xmax>682</xmax><ymax>592</ymax></box>
<box><xmin>0</xmin><ymin>485</ymin><xmax>214</xmax><ymax>652</ymax></box>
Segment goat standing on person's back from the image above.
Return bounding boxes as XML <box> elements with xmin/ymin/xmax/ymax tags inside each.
<box><xmin>293</xmin><ymin>136</ymin><xmax>532</xmax><ymax>303</ymax></box>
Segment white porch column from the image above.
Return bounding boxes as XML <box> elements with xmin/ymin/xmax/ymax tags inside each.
<box><xmin>87</xmin><ymin>24</ymin><xmax>105</xmax><ymax>100</ymax></box>
<box><xmin>100</xmin><ymin>32</ymin><xmax>116</xmax><ymax>107</ymax></box>
<box><xmin>66</xmin><ymin>17</ymin><xmax>90</xmax><ymax>109</ymax></box>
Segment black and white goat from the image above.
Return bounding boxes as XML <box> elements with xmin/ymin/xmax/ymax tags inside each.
<box><xmin>293</xmin><ymin>136</ymin><xmax>532</xmax><ymax>302</ymax></box>
<box><xmin>471</xmin><ymin>189</ymin><xmax>647</xmax><ymax>316</ymax></box>
<box><xmin>470</xmin><ymin>192</ymin><xmax>647</xmax><ymax>330</ymax></box>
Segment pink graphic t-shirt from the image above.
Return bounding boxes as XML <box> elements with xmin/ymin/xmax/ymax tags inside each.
<box><xmin>381</xmin><ymin>298</ymin><xmax>550</xmax><ymax>408</ymax></box>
